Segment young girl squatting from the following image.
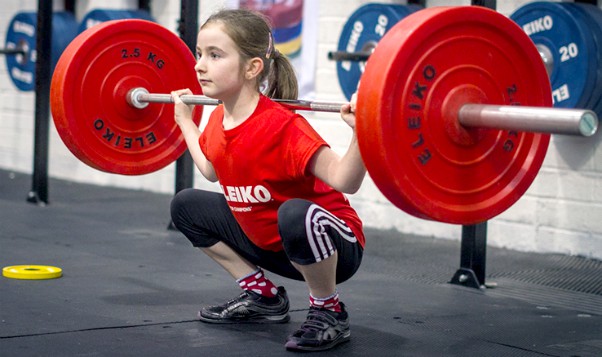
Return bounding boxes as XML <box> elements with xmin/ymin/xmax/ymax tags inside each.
<box><xmin>170</xmin><ymin>9</ymin><xmax>366</xmax><ymax>352</ymax></box>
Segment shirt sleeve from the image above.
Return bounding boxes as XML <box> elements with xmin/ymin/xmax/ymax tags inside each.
<box><xmin>198</xmin><ymin>105</ymin><xmax>223</xmax><ymax>160</ymax></box>
<box><xmin>283</xmin><ymin>115</ymin><xmax>329</xmax><ymax>179</ymax></box>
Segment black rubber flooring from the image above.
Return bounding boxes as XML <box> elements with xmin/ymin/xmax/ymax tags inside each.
<box><xmin>1</xmin><ymin>169</ymin><xmax>601</xmax><ymax>356</ymax></box>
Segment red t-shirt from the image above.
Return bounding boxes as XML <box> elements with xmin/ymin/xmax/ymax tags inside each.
<box><xmin>199</xmin><ymin>95</ymin><xmax>365</xmax><ymax>252</ymax></box>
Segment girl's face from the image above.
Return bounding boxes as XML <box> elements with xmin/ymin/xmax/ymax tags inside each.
<box><xmin>195</xmin><ymin>23</ymin><xmax>246</xmax><ymax>100</ymax></box>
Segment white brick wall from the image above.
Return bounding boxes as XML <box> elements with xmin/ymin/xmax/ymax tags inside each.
<box><xmin>1</xmin><ymin>0</ymin><xmax>601</xmax><ymax>260</ymax></box>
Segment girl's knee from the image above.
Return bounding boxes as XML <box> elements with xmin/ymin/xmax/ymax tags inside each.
<box><xmin>170</xmin><ymin>188</ymin><xmax>196</xmax><ymax>223</ymax></box>
<box><xmin>278</xmin><ymin>199</ymin><xmax>319</xmax><ymax>262</ymax></box>
<box><xmin>278</xmin><ymin>198</ymin><xmax>312</xmax><ymax>226</ymax></box>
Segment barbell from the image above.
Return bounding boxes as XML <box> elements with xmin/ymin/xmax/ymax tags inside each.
<box><xmin>2</xmin><ymin>9</ymin><xmax>155</xmax><ymax>92</ymax></box>
<box><xmin>127</xmin><ymin>87</ymin><xmax>596</xmax><ymax>136</ymax></box>
<box><xmin>3</xmin><ymin>11</ymin><xmax>79</xmax><ymax>91</ymax></box>
<box><xmin>329</xmin><ymin>3</ymin><xmax>422</xmax><ymax>100</ymax></box>
<box><xmin>50</xmin><ymin>6</ymin><xmax>599</xmax><ymax>225</ymax></box>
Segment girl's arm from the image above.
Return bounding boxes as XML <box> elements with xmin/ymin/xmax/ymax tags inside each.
<box><xmin>308</xmin><ymin>95</ymin><xmax>367</xmax><ymax>194</ymax></box>
<box><xmin>171</xmin><ymin>89</ymin><xmax>218</xmax><ymax>182</ymax></box>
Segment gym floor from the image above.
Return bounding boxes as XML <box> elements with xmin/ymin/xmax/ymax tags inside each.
<box><xmin>1</xmin><ymin>169</ymin><xmax>601</xmax><ymax>356</ymax></box>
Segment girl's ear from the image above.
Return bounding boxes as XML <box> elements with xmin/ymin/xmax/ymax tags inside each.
<box><xmin>245</xmin><ymin>57</ymin><xmax>264</xmax><ymax>80</ymax></box>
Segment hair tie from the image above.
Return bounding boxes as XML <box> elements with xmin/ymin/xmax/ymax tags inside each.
<box><xmin>266</xmin><ymin>32</ymin><xmax>274</xmax><ymax>59</ymax></box>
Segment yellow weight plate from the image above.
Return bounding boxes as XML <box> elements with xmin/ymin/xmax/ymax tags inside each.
<box><xmin>2</xmin><ymin>265</ymin><xmax>63</xmax><ymax>280</ymax></box>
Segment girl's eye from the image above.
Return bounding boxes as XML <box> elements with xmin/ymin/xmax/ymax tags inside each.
<box><xmin>210</xmin><ymin>52</ymin><xmax>220</xmax><ymax>59</ymax></box>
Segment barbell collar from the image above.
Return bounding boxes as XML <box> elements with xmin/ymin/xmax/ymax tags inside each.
<box><xmin>327</xmin><ymin>50</ymin><xmax>372</xmax><ymax>62</ymax></box>
<box><xmin>128</xmin><ymin>87</ymin><xmax>598</xmax><ymax>136</ymax></box>
<box><xmin>459</xmin><ymin>104</ymin><xmax>598</xmax><ymax>137</ymax></box>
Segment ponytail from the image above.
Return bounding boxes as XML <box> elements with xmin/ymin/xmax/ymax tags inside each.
<box><xmin>265</xmin><ymin>51</ymin><xmax>298</xmax><ymax>100</ymax></box>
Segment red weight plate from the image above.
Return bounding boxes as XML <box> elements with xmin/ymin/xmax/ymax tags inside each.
<box><xmin>51</xmin><ymin>19</ymin><xmax>202</xmax><ymax>175</ymax></box>
<box><xmin>357</xmin><ymin>6</ymin><xmax>552</xmax><ymax>225</ymax></box>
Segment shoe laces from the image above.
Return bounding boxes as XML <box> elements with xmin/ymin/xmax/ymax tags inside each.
<box><xmin>298</xmin><ymin>308</ymin><xmax>338</xmax><ymax>332</ymax></box>
<box><xmin>222</xmin><ymin>291</ymin><xmax>251</xmax><ymax>306</ymax></box>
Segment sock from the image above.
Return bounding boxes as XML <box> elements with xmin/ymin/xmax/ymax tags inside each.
<box><xmin>236</xmin><ymin>269</ymin><xmax>278</xmax><ymax>298</ymax></box>
<box><xmin>310</xmin><ymin>291</ymin><xmax>341</xmax><ymax>312</ymax></box>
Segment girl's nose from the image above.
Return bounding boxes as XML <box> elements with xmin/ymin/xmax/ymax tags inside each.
<box><xmin>194</xmin><ymin>57</ymin><xmax>205</xmax><ymax>73</ymax></box>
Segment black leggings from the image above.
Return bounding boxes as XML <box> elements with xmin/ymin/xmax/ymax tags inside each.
<box><xmin>170</xmin><ymin>188</ymin><xmax>363</xmax><ymax>283</ymax></box>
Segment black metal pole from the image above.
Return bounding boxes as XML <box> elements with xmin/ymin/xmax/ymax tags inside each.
<box><xmin>138</xmin><ymin>0</ymin><xmax>151</xmax><ymax>12</ymax></box>
<box><xmin>471</xmin><ymin>0</ymin><xmax>496</xmax><ymax>8</ymax></box>
<box><xmin>168</xmin><ymin>0</ymin><xmax>199</xmax><ymax>230</ymax></box>
<box><xmin>175</xmin><ymin>0</ymin><xmax>199</xmax><ymax>197</ymax></box>
<box><xmin>64</xmin><ymin>0</ymin><xmax>75</xmax><ymax>13</ymax></box>
<box><xmin>450</xmin><ymin>222</ymin><xmax>488</xmax><ymax>289</ymax></box>
<box><xmin>449</xmin><ymin>0</ymin><xmax>497</xmax><ymax>289</ymax></box>
<box><xmin>27</xmin><ymin>0</ymin><xmax>53</xmax><ymax>205</ymax></box>
<box><xmin>407</xmin><ymin>0</ymin><xmax>426</xmax><ymax>6</ymax></box>
<box><xmin>574</xmin><ymin>0</ymin><xmax>598</xmax><ymax>5</ymax></box>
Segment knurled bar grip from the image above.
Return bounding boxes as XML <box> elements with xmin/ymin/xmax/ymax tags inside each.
<box><xmin>127</xmin><ymin>87</ymin><xmax>599</xmax><ymax>137</ymax></box>
<box><xmin>128</xmin><ymin>87</ymin><xmax>344</xmax><ymax>113</ymax></box>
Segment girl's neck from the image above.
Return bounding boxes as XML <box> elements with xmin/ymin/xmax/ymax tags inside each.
<box><xmin>221</xmin><ymin>88</ymin><xmax>261</xmax><ymax>130</ymax></box>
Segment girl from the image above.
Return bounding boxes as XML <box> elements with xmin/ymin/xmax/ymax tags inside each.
<box><xmin>170</xmin><ymin>8</ymin><xmax>366</xmax><ymax>352</ymax></box>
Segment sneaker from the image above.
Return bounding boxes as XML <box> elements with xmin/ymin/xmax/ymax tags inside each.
<box><xmin>198</xmin><ymin>286</ymin><xmax>290</xmax><ymax>324</ymax></box>
<box><xmin>285</xmin><ymin>302</ymin><xmax>351</xmax><ymax>351</ymax></box>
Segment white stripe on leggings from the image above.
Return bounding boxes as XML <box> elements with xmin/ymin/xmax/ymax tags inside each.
<box><xmin>304</xmin><ymin>204</ymin><xmax>357</xmax><ymax>262</ymax></box>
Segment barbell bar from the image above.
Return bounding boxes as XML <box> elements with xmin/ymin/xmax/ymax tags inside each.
<box><xmin>328</xmin><ymin>45</ymin><xmax>556</xmax><ymax>78</ymax></box>
<box><xmin>0</xmin><ymin>47</ymin><xmax>26</xmax><ymax>55</ymax></box>
<box><xmin>327</xmin><ymin>50</ymin><xmax>372</xmax><ymax>62</ymax></box>
<box><xmin>128</xmin><ymin>87</ymin><xmax>598</xmax><ymax>137</ymax></box>
<box><xmin>50</xmin><ymin>6</ymin><xmax>600</xmax><ymax>225</ymax></box>
<box><xmin>329</xmin><ymin>45</ymin><xmax>555</xmax><ymax>82</ymax></box>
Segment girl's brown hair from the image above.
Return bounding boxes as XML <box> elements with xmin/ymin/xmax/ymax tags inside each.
<box><xmin>201</xmin><ymin>9</ymin><xmax>299</xmax><ymax>100</ymax></box>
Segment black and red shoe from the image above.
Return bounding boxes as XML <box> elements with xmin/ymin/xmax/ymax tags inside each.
<box><xmin>199</xmin><ymin>286</ymin><xmax>289</xmax><ymax>324</ymax></box>
<box><xmin>285</xmin><ymin>302</ymin><xmax>351</xmax><ymax>351</ymax></box>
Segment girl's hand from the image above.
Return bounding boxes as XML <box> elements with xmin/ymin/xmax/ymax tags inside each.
<box><xmin>171</xmin><ymin>89</ymin><xmax>195</xmax><ymax>126</ymax></box>
<box><xmin>340</xmin><ymin>92</ymin><xmax>357</xmax><ymax>129</ymax></box>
